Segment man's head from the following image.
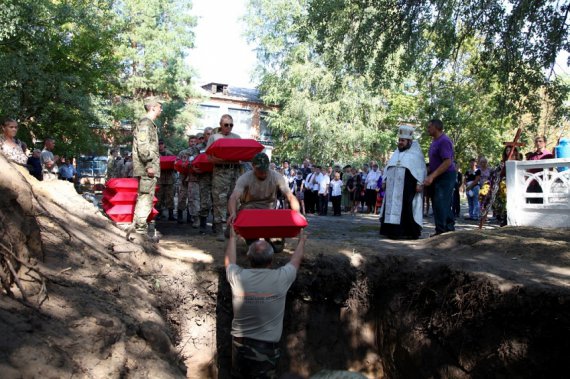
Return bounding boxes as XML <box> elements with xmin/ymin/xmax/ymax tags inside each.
<box><xmin>534</xmin><ymin>135</ymin><xmax>546</xmax><ymax>151</ymax></box>
<box><xmin>252</xmin><ymin>152</ymin><xmax>270</xmax><ymax>180</ymax></box>
<box><xmin>282</xmin><ymin>160</ymin><xmax>289</xmax><ymax>169</ymax></box>
<box><xmin>188</xmin><ymin>135</ymin><xmax>197</xmax><ymax>146</ymax></box>
<box><xmin>397</xmin><ymin>125</ymin><xmax>414</xmax><ymax>151</ymax></box>
<box><xmin>372</xmin><ymin>163</ymin><xmax>379</xmax><ymax>171</ymax></box>
<box><xmin>362</xmin><ymin>163</ymin><xmax>369</xmax><ymax>172</ymax></box>
<box><xmin>32</xmin><ymin>149</ymin><xmax>41</xmax><ymax>158</ymax></box>
<box><xmin>143</xmin><ymin>96</ymin><xmax>163</xmax><ymax>118</ymax></box>
<box><xmin>44</xmin><ymin>138</ymin><xmax>55</xmax><ymax>151</ymax></box>
<box><xmin>202</xmin><ymin>127</ymin><xmax>213</xmax><ymax>142</ymax></box>
<box><xmin>303</xmin><ymin>159</ymin><xmax>310</xmax><ymax>167</ymax></box>
<box><xmin>427</xmin><ymin>119</ymin><xmax>444</xmax><ymax>137</ymax></box>
<box><xmin>247</xmin><ymin>240</ymin><xmax>274</xmax><ymax>268</ymax></box>
<box><xmin>158</xmin><ymin>139</ymin><xmax>165</xmax><ymax>151</ymax></box>
<box><xmin>219</xmin><ymin>114</ymin><xmax>234</xmax><ymax>136</ymax></box>
<box><xmin>469</xmin><ymin>158</ymin><xmax>477</xmax><ymax>168</ymax></box>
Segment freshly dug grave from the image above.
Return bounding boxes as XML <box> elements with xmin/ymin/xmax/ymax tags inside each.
<box><xmin>159</xmin><ymin>216</ymin><xmax>570</xmax><ymax>378</ymax></box>
<box><xmin>1</xmin><ymin>153</ymin><xmax>569</xmax><ymax>378</ymax></box>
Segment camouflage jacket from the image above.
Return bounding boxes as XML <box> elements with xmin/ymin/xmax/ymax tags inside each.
<box><xmin>132</xmin><ymin>117</ymin><xmax>160</xmax><ymax>178</ymax></box>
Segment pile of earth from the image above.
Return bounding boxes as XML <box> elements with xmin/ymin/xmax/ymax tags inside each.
<box><xmin>1</xmin><ymin>153</ymin><xmax>570</xmax><ymax>378</ymax></box>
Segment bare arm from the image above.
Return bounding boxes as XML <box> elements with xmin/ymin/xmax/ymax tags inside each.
<box><xmin>423</xmin><ymin>159</ymin><xmax>452</xmax><ymax>186</ymax></box>
<box><xmin>227</xmin><ymin>189</ymin><xmax>241</xmax><ymax>226</ymax></box>
<box><xmin>224</xmin><ymin>227</ymin><xmax>237</xmax><ymax>268</ymax></box>
<box><xmin>289</xmin><ymin>230</ymin><xmax>308</xmax><ymax>270</ymax></box>
<box><xmin>285</xmin><ymin>191</ymin><xmax>300</xmax><ymax>212</ymax></box>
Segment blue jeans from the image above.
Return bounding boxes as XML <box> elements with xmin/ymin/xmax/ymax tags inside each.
<box><xmin>432</xmin><ymin>171</ymin><xmax>456</xmax><ymax>234</ymax></box>
<box><xmin>467</xmin><ymin>185</ymin><xmax>480</xmax><ymax>219</ymax></box>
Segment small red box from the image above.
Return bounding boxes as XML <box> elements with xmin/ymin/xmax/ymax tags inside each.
<box><xmin>174</xmin><ymin>159</ymin><xmax>193</xmax><ymax>175</ymax></box>
<box><xmin>160</xmin><ymin>155</ymin><xmax>176</xmax><ymax>170</ymax></box>
<box><xmin>191</xmin><ymin>153</ymin><xmax>214</xmax><ymax>173</ymax></box>
<box><xmin>233</xmin><ymin>209</ymin><xmax>308</xmax><ymax>239</ymax></box>
<box><xmin>206</xmin><ymin>139</ymin><xmax>264</xmax><ymax>161</ymax></box>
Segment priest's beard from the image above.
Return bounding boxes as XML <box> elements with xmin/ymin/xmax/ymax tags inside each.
<box><xmin>398</xmin><ymin>141</ymin><xmax>412</xmax><ymax>152</ymax></box>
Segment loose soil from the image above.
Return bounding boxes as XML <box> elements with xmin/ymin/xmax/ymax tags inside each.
<box><xmin>1</xmin><ymin>155</ymin><xmax>569</xmax><ymax>378</ymax></box>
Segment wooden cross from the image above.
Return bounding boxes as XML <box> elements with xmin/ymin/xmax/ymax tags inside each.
<box><xmin>479</xmin><ymin>128</ymin><xmax>525</xmax><ymax>229</ymax></box>
<box><xmin>502</xmin><ymin>128</ymin><xmax>526</xmax><ymax>161</ymax></box>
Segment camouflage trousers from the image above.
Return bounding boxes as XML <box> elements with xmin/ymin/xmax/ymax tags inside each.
<box><xmin>157</xmin><ymin>182</ymin><xmax>174</xmax><ymax>210</ymax></box>
<box><xmin>177</xmin><ymin>175</ymin><xmax>189</xmax><ymax>210</ymax></box>
<box><xmin>231</xmin><ymin>337</ymin><xmax>280</xmax><ymax>379</ymax></box>
<box><xmin>212</xmin><ymin>167</ymin><xmax>238</xmax><ymax>223</ymax></box>
<box><xmin>186</xmin><ymin>181</ymin><xmax>200</xmax><ymax>216</ymax></box>
<box><xmin>198</xmin><ymin>173</ymin><xmax>213</xmax><ymax>218</ymax></box>
<box><xmin>134</xmin><ymin>176</ymin><xmax>157</xmax><ymax>233</ymax></box>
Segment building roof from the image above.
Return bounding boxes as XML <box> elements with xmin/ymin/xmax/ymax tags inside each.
<box><xmin>199</xmin><ymin>82</ymin><xmax>262</xmax><ymax>103</ymax></box>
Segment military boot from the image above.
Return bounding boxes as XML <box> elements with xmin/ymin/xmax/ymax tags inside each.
<box><xmin>168</xmin><ymin>209</ymin><xmax>176</xmax><ymax>221</ymax></box>
<box><xmin>214</xmin><ymin>222</ymin><xmax>225</xmax><ymax>241</ymax></box>
<box><xmin>186</xmin><ymin>210</ymin><xmax>192</xmax><ymax>224</ymax></box>
<box><xmin>192</xmin><ymin>215</ymin><xmax>200</xmax><ymax>229</ymax></box>
<box><xmin>199</xmin><ymin>216</ymin><xmax>208</xmax><ymax>234</ymax></box>
<box><xmin>177</xmin><ymin>209</ymin><xmax>184</xmax><ymax>224</ymax></box>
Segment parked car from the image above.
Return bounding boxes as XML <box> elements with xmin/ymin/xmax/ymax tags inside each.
<box><xmin>77</xmin><ymin>155</ymin><xmax>107</xmax><ymax>193</ymax></box>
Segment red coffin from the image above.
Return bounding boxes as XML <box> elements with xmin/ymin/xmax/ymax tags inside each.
<box><xmin>105</xmin><ymin>204</ymin><xmax>158</xmax><ymax>223</ymax></box>
<box><xmin>105</xmin><ymin>178</ymin><xmax>139</xmax><ymax>191</ymax></box>
<box><xmin>233</xmin><ymin>209</ymin><xmax>308</xmax><ymax>239</ymax></box>
<box><xmin>174</xmin><ymin>159</ymin><xmax>194</xmax><ymax>175</ymax></box>
<box><xmin>206</xmin><ymin>139</ymin><xmax>264</xmax><ymax>161</ymax></box>
<box><xmin>160</xmin><ymin>155</ymin><xmax>176</xmax><ymax>170</ymax></box>
<box><xmin>102</xmin><ymin>192</ymin><xmax>158</xmax><ymax>210</ymax></box>
<box><xmin>191</xmin><ymin>153</ymin><xmax>214</xmax><ymax>173</ymax></box>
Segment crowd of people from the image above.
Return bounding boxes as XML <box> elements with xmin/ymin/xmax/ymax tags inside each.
<box><xmin>0</xmin><ymin>118</ymin><xmax>75</xmax><ymax>182</ymax></box>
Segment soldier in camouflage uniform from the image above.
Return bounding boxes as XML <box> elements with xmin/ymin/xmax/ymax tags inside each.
<box><xmin>106</xmin><ymin>148</ymin><xmax>123</xmax><ymax>180</ymax></box>
<box><xmin>175</xmin><ymin>134</ymin><xmax>200</xmax><ymax>225</ymax></box>
<box><xmin>157</xmin><ymin>140</ymin><xmax>175</xmax><ymax>221</ymax></box>
<box><xmin>225</xmin><ymin>227</ymin><xmax>307</xmax><ymax>378</ymax></box>
<box><xmin>206</xmin><ymin>115</ymin><xmax>241</xmax><ymax>241</ymax></box>
<box><xmin>194</xmin><ymin>127</ymin><xmax>214</xmax><ymax>233</ymax></box>
<box><xmin>132</xmin><ymin>97</ymin><xmax>162</xmax><ymax>237</ymax></box>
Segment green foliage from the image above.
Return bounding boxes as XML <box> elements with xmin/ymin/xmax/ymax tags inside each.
<box><xmin>0</xmin><ymin>0</ymin><xmax>120</xmax><ymax>154</ymax></box>
<box><xmin>304</xmin><ymin>0</ymin><xmax>570</xmax><ymax>121</ymax></box>
<box><xmin>0</xmin><ymin>0</ymin><xmax>199</xmax><ymax>157</ymax></box>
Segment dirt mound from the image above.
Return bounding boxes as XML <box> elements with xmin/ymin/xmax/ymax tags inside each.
<box><xmin>0</xmin><ymin>156</ymin><xmax>186</xmax><ymax>378</ymax></box>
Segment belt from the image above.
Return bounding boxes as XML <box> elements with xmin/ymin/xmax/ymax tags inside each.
<box><xmin>215</xmin><ymin>163</ymin><xmax>240</xmax><ymax>169</ymax></box>
<box><xmin>233</xmin><ymin>336</ymin><xmax>279</xmax><ymax>349</ymax></box>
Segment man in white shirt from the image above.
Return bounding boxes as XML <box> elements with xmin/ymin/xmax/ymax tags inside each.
<box><xmin>365</xmin><ymin>163</ymin><xmax>381</xmax><ymax>214</ymax></box>
<box><xmin>316</xmin><ymin>165</ymin><xmax>330</xmax><ymax>215</ymax></box>
<box><xmin>225</xmin><ymin>228</ymin><xmax>307</xmax><ymax>378</ymax></box>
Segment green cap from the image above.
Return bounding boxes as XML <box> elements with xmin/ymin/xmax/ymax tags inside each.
<box><xmin>143</xmin><ymin>96</ymin><xmax>163</xmax><ymax>107</ymax></box>
<box><xmin>252</xmin><ymin>152</ymin><xmax>270</xmax><ymax>171</ymax></box>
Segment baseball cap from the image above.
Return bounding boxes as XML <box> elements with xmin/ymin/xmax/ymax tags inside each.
<box><xmin>252</xmin><ymin>153</ymin><xmax>270</xmax><ymax>171</ymax></box>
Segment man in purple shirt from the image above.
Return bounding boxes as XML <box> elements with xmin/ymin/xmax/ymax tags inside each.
<box><xmin>423</xmin><ymin>119</ymin><xmax>457</xmax><ymax>235</ymax></box>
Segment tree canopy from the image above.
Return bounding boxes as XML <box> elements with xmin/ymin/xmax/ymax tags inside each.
<box><xmin>0</xmin><ymin>0</ymin><xmax>198</xmax><ymax>156</ymax></box>
<box><xmin>245</xmin><ymin>0</ymin><xmax>570</xmax><ymax>167</ymax></box>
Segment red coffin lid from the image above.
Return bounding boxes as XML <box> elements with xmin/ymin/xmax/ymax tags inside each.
<box><xmin>191</xmin><ymin>153</ymin><xmax>214</xmax><ymax>173</ymax></box>
<box><xmin>233</xmin><ymin>209</ymin><xmax>308</xmax><ymax>239</ymax></box>
<box><xmin>206</xmin><ymin>139</ymin><xmax>264</xmax><ymax>161</ymax></box>
<box><xmin>105</xmin><ymin>178</ymin><xmax>139</xmax><ymax>191</ymax></box>
<box><xmin>160</xmin><ymin>155</ymin><xmax>176</xmax><ymax>170</ymax></box>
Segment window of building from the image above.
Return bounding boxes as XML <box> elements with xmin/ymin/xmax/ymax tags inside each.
<box><xmin>228</xmin><ymin>108</ymin><xmax>252</xmax><ymax>137</ymax></box>
<box><xmin>198</xmin><ymin>104</ymin><xmax>221</xmax><ymax>129</ymax></box>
